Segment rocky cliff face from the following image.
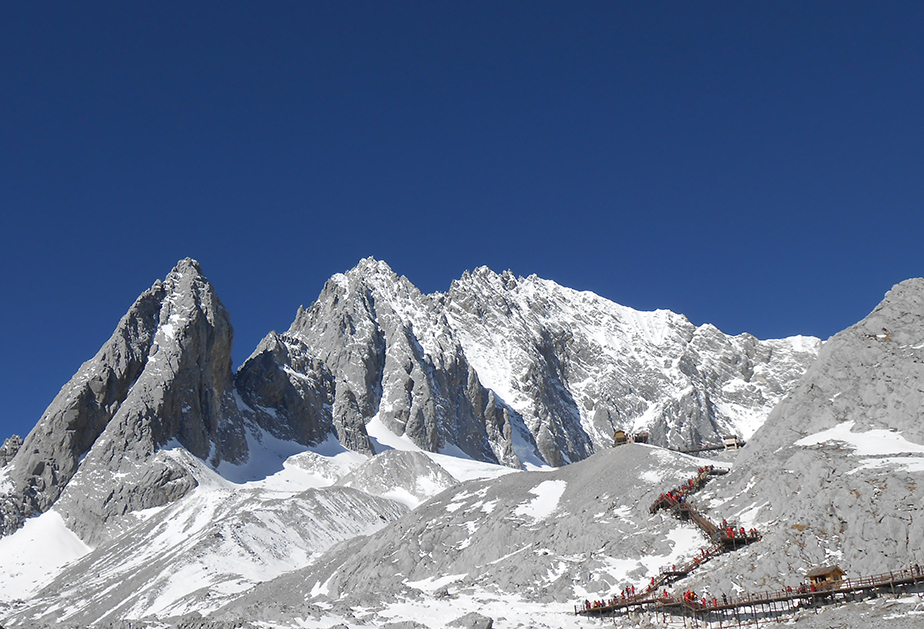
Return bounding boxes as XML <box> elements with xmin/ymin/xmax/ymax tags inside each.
<box><xmin>443</xmin><ymin>268</ymin><xmax>820</xmax><ymax>463</ymax></box>
<box><xmin>244</xmin><ymin>259</ymin><xmax>534</xmax><ymax>468</ymax></box>
<box><xmin>0</xmin><ymin>259</ymin><xmax>248</xmax><ymax>543</ymax></box>
<box><xmin>0</xmin><ymin>436</ymin><xmax>22</xmax><ymax>468</ymax></box>
<box><xmin>247</xmin><ymin>259</ymin><xmax>819</xmax><ymax>469</ymax></box>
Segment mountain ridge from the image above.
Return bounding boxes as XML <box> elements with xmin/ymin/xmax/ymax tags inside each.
<box><xmin>0</xmin><ymin>257</ymin><xmax>819</xmax><ymax>545</ymax></box>
<box><xmin>5</xmin><ymin>261</ymin><xmax>924</xmax><ymax>629</ymax></box>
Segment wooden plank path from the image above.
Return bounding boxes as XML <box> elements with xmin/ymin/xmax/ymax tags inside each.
<box><xmin>576</xmin><ymin>465</ymin><xmax>762</xmax><ymax>616</ymax></box>
<box><xmin>575</xmin><ymin>565</ymin><xmax>924</xmax><ymax>623</ymax></box>
<box><xmin>574</xmin><ymin>459</ymin><xmax>924</xmax><ymax>622</ymax></box>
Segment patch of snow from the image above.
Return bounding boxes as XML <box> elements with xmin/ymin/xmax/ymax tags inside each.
<box><xmin>380</xmin><ymin>487</ymin><xmax>422</xmax><ymax>508</ymax></box>
<box><xmin>0</xmin><ymin>509</ymin><xmax>91</xmax><ymax>601</ymax></box>
<box><xmin>0</xmin><ymin>469</ymin><xmax>12</xmax><ymax>494</ymax></box>
<box><xmin>374</xmin><ymin>588</ymin><xmax>586</xmax><ymax>629</ymax></box>
<box><xmin>796</xmin><ymin>421</ymin><xmax>924</xmax><ymax>456</ymax></box>
<box><xmin>612</xmin><ymin>505</ymin><xmax>633</xmax><ymax>519</ymax></box>
<box><xmin>232</xmin><ymin>389</ymin><xmax>252</xmax><ymax>413</ymax></box>
<box><xmin>640</xmin><ymin>469</ymin><xmax>663</xmax><ymax>484</ymax></box>
<box><xmin>158</xmin><ymin>313</ymin><xmax>186</xmax><ymax>341</ymax></box>
<box><xmin>213</xmin><ymin>428</ymin><xmax>365</xmax><ymax>491</ymax></box>
<box><xmin>735</xmin><ymin>501</ymin><xmax>768</xmax><ymax>528</ymax></box>
<box><xmin>636</xmin><ymin>525</ymin><xmax>704</xmax><ymax>584</ymax></box>
<box><xmin>852</xmin><ymin>456</ymin><xmax>924</xmax><ymax>474</ymax></box>
<box><xmin>310</xmin><ymin>572</ymin><xmax>336</xmax><ymax>598</ymax></box>
<box><xmin>405</xmin><ymin>573</ymin><xmax>468</xmax><ymax>593</ymax></box>
<box><xmin>367</xmin><ymin>413</ymin><xmax>519</xmax><ymax>482</ymax></box>
<box><xmin>513</xmin><ymin>480</ymin><xmax>567</xmax><ymax>523</ymax></box>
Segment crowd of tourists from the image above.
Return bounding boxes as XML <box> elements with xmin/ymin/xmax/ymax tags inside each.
<box><xmin>649</xmin><ymin>466</ymin><xmax>718</xmax><ymax>514</ymax></box>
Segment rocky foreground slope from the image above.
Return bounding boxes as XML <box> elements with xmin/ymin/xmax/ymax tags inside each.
<box><xmin>683</xmin><ymin>278</ymin><xmax>924</xmax><ymax>594</ymax></box>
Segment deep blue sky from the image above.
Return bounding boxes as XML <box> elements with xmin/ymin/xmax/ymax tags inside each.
<box><xmin>2</xmin><ymin>2</ymin><xmax>922</xmax><ymax>442</ymax></box>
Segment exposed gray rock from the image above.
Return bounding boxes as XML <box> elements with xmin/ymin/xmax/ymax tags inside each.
<box><xmin>0</xmin><ymin>436</ymin><xmax>21</xmax><ymax>468</ymax></box>
<box><xmin>235</xmin><ymin>331</ymin><xmax>335</xmax><ymax>446</ymax></box>
<box><xmin>275</xmin><ymin>259</ymin><xmax>535</xmax><ymax>467</ymax></box>
<box><xmin>447</xmin><ymin>612</ymin><xmax>493</xmax><ymax>629</ymax></box>
<box><xmin>0</xmin><ymin>259</ymin><xmax>249</xmax><ymax>542</ymax></box>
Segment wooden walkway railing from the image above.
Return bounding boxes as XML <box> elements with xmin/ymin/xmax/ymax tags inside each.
<box><xmin>575</xmin><ymin>461</ymin><xmax>923</xmax><ymax>622</ymax></box>
<box><xmin>577</xmin><ymin>465</ymin><xmax>763</xmax><ymax>615</ymax></box>
<box><xmin>576</xmin><ymin>564</ymin><xmax>924</xmax><ymax>616</ymax></box>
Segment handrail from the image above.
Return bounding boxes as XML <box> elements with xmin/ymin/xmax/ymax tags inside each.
<box><xmin>578</xmin><ymin>564</ymin><xmax>924</xmax><ymax>615</ymax></box>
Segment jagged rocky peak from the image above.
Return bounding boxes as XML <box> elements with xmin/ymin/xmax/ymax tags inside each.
<box><xmin>238</xmin><ymin>258</ymin><xmax>533</xmax><ymax>467</ymax></box>
<box><xmin>443</xmin><ymin>266</ymin><xmax>821</xmax><ymax>460</ymax></box>
<box><xmin>235</xmin><ymin>259</ymin><xmax>818</xmax><ymax>473</ymax></box>
<box><xmin>234</xmin><ymin>330</ymin><xmax>335</xmax><ymax>447</ymax></box>
<box><xmin>0</xmin><ymin>258</ymin><xmax>248</xmax><ymax>542</ymax></box>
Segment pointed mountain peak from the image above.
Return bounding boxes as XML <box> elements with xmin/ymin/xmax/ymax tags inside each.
<box><xmin>349</xmin><ymin>256</ymin><xmax>396</xmax><ymax>277</ymax></box>
<box><xmin>170</xmin><ymin>256</ymin><xmax>204</xmax><ymax>276</ymax></box>
<box><xmin>0</xmin><ymin>259</ymin><xmax>245</xmax><ymax>542</ymax></box>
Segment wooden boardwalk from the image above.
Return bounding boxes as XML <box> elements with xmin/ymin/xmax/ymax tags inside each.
<box><xmin>572</xmin><ymin>466</ymin><xmax>924</xmax><ymax>623</ymax></box>
<box><xmin>578</xmin><ymin>565</ymin><xmax>924</xmax><ymax>625</ymax></box>
<box><xmin>577</xmin><ymin>465</ymin><xmax>760</xmax><ymax>615</ymax></box>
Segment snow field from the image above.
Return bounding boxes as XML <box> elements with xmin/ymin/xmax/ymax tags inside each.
<box><xmin>0</xmin><ymin>509</ymin><xmax>91</xmax><ymax>601</ymax></box>
<box><xmin>513</xmin><ymin>480</ymin><xmax>568</xmax><ymax>523</ymax></box>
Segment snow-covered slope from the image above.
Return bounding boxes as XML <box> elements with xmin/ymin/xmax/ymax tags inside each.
<box><xmin>213</xmin><ymin>444</ymin><xmax>721</xmax><ymax>627</ymax></box>
<box><xmin>1</xmin><ymin>423</ymin><xmax>493</xmax><ymax>626</ymax></box>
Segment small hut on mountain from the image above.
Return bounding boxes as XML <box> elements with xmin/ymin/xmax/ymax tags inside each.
<box><xmin>614</xmin><ymin>430</ymin><xmax>628</xmax><ymax>446</ymax></box>
<box><xmin>723</xmin><ymin>435</ymin><xmax>743</xmax><ymax>450</ymax></box>
<box><xmin>806</xmin><ymin>565</ymin><xmax>846</xmax><ymax>588</ymax></box>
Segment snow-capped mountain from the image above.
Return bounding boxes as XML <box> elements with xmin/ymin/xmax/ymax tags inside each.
<box><xmin>443</xmin><ymin>266</ymin><xmax>819</xmax><ymax>459</ymax></box>
<box><xmin>204</xmin><ymin>276</ymin><xmax>924</xmax><ymax>629</ymax></box>
<box><xmin>0</xmin><ymin>259</ymin><xmax>249</xmax><ymax>545</ymax></box>
<box><xmin>242</xmin><ymin>257</ymin><xmax>820</xmax><ymax>470</ymax></box>
<box><xmin>0</xmin><ymin>257</ymin><xmax>838</xmax><ymax>628</ymax></box>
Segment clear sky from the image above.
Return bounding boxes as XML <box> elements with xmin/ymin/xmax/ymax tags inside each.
<box><xmin>2</xmin><ymin>2</ymin><xmax>922</xmax><ymax>442</ymax></box>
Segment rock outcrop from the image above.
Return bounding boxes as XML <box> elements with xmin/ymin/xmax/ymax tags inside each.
<box><xmin>248</xmin><ymin>259</ymin><xmax>533</xmax><ymax>468</ymax></box>
<box><xmin>444</xmin><ymin>267</ymin><xmax>821</xmax><ymax>462</ymax></box>
<box><xmin>0</xmin><ymin>436</ymin><xmax>21</xmax><ymax>468</ymax></box>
